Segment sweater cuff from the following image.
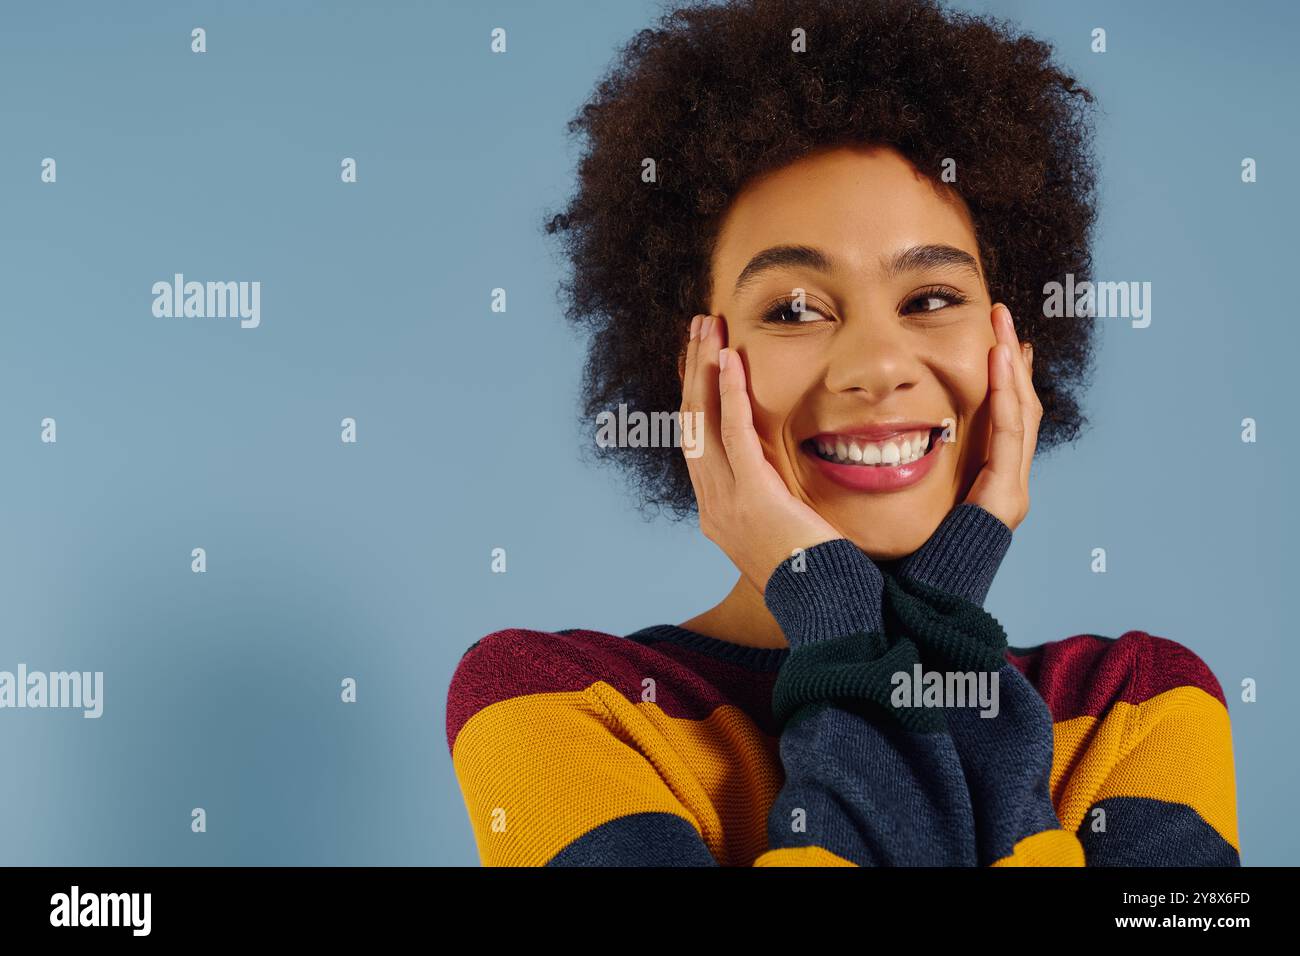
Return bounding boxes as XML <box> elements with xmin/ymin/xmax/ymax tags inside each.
<box><xmin>763</xmin><ymin>538</ymin><xmax>885</xmax><ymax>650</ymax></box>
<box><xmin>888</xmin><ymin>503</ymin><xmax>1012</xmax><ymax>608</ymax></box>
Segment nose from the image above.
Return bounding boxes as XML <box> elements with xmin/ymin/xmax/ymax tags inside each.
<box><xmin>822</xmin><ymin>306</ymin><xmax>921</xmax><ymax>399</ymax></box>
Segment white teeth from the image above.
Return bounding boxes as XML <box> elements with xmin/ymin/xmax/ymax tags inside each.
<box><xmin>812</xmin><ymin>429</ymin><xmax>934</xmax><ymax>467</ymax></box>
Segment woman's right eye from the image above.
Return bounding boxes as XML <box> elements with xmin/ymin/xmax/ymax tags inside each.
<box><xmin>759</xmin><ymin>298</ymin><xmax>829</xmax><ymax>324</ymax></box>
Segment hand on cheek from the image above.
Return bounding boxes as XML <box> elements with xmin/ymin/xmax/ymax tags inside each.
<box><xmin>679</xmin><ymin>313</ymin><xmax>842</xmax><ymax>595</ymax></box>
<box><xmin>963</xmin><ymin>303</ymin><xmax>1041</xmax><ymax>531</ymax></box>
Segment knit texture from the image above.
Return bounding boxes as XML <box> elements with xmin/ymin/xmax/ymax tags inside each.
<box><xmin>446</xmin><ymin>504</ymin><xmax>1241</xmax><ymax>866</ymax></box>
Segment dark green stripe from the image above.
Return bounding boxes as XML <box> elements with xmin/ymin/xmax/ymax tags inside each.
<box><xmin>772</xmin><ymin>571</ymin><xmax>1009</xmax><ymax>732</ymax></box>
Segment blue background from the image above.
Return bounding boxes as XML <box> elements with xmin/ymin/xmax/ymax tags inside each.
<box><xmin>0</xmin><ymin>0</ymin><xmax>1294</xmax><ymax>865</ymax></box>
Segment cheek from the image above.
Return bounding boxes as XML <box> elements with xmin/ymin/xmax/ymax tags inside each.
<box><xmin>951</xmin><ymin>356</ymin><xmax>990</xmax><ymax>420</ymax></box>
<box><xmin>937</xmin><ymin>326</ymin><xmax>993</xmax><ymax>420</ymax></box>
<box><xmin>738</xmin><ymin>343</ymin><xmax>813</xmax><ymax>446</ymax></box>
<box><xmin>934</xmin><ymin>333</ymin><xmax>994</xmax><ymax>477</ymax></box>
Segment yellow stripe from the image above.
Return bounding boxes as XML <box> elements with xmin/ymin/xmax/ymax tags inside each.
<box><xmin>1050</xmin><ymin>712</ymin><xmax>1128</xmax><ymax>829</ymax></box>
<box><xmin>1049</xmin><ymin>686</ymin><xmax>1238</xmax><ymax>850</ymax></box>
<box><xmin>451</xmin><ymin>681</ymin><xmax>780</xmax><ymax>865</ymax></box>
<box><xmin>991</xmin><ymin>829</ymin><xmax>1085</xmax><ymax>866</ymax></box>
<box><xmin>754</xmin><ymin>845</ymin><xmax>858</xmax><ymax>866</ymax></box>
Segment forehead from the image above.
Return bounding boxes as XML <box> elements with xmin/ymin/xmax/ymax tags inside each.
<box><xmin>710</xmin><ymin>145</ymin><xmax>980</xmax><ymax>293</ymax></box>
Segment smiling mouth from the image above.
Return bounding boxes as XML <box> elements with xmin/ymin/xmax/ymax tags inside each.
<box><xmin>803</xmin><ymin>427</ymin><xmax>943</xmax><ymax>467</ymax></box>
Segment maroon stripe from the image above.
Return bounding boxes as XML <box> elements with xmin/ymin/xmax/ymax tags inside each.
<box><xmin>446</xmin><ymin>628</ymin><xmax>779</xmax><ymax>750</ymax></box>
<box><xmin>449</xmin><ymin>627</ymin><xmax>1228</xmax><ymax>751</ymax></box>
<box><xmin>1006</xmin><ymin>631</ymin><xmax>1227</xmax><ymax>723</ymax></box>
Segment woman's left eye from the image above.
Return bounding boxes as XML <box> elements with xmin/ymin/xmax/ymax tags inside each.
<box><xmin>760</xmin><ymin>299</ymin><xmax>829</xmax><ymax>324</ymax></box>
<box><xmin>905</xmin><ymin>288</ymin><xmax>968</xmax><ymax>313</ymax></box>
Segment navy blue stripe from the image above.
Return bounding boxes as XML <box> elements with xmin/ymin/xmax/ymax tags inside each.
<box><xmin>1075</xmin><ymin>796</ymin><xmax>1240</xmax><ymax>866</ymax></box>
<box><xmin>546</xmin><ymin>812</ymin><xmax>719</xmax><ymax>867</ymax></box>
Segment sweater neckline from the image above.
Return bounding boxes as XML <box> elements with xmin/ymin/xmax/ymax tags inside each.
<box><xmin>624</xmin><ymin>623</ymin><xmax>789</xmax><ymax>672</ymax></box>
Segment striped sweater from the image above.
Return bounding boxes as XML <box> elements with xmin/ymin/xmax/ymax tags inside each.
<box><xmin>446</xmin><ymin>504</ymin><xmax>1240</xmax><ymax>866</ymax></box>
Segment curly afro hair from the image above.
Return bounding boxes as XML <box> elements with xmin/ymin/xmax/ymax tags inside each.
<box><xmin>543</xmin><ymin>0</ymin><xmax>1099</xmax><ymax>520</ymax></box>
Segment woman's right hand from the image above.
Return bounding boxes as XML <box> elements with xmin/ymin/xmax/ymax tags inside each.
<box><xmin>679</xmin><ymin>312</ymin><xmax>845</xmax><ymax>597</ymax></box>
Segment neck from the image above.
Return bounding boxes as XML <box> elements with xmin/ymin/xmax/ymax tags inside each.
<box><xmin>679</xmin><ymin>574</ymin><xmax>790</xmax><ymax>650</ymax></box>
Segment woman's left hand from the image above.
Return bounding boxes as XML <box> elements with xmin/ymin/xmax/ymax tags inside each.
<box><xmin>963</xmin><ymin>303</ymin><xmax>1040</xmax><ymax>532</ymax></box>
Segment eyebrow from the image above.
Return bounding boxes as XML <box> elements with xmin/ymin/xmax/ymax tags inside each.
<box><xmin>884</xmin><ymin>244</ymin><xmax>982</xmax><ymax>281</ymax></box>
<box><xmin>731</xmin><ymin>242</ymin><xmax>982</xmax><ymax>296</ymax></box>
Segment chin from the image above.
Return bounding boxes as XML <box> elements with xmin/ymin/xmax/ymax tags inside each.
<box><xmin>827</xmin><ymin>504</ymin><xmax>952</xmax><ymax>561</ymax></box>
<box><xmin>849</xmin><ymin>533</ymin><xmax>931</xmax><ymax>562</ymax></box>
<box><xmin>797</xmin><ymin>450</ymin><xmax>970</xmax><ymax>560</ymax></box>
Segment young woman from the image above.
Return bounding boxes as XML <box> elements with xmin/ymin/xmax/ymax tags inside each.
<box><xmin>445</xmin><ymin>0</ymin><xmax>1240</xmax><ymax>866</ymax></box>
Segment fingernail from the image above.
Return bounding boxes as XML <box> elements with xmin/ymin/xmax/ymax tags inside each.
<box><xmin>689</xmin><ymin>314</ymin><xmax>701</xmax><ymax>340</ymax></box>
<box><xmin>702</xmin><ymin>315</ymin><xmax>715</xmax><ymax>339</ymax></box>
<box><xmin>718</xmin><ymin>347</ymin><xmax>730</xmax><ymax>371</ymax></box>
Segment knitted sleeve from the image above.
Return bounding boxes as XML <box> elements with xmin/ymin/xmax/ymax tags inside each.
<box><xmin>1013</xmin><ymin>628</ymin><xmax>1242</xmax><ymax>866</ymax></box>
<box><xmin>1067</xmin><ymin>687</ymin><xmax>1241</xmax><ymax>865</ymax></box>
<box><xmin>753</xmin><ymin>530</ymin><xmax>990</xmax><ymax>864</ymax></box>
<box><xmin>887</xmin><ymin>503</ymin><xmax>1240</xmax><ymax>866</ymax></box>
<box><xmin>754</xmin><ymin>503</ymin><xmax>1074</xmax><ymax>865</ymax></box>
<box><xmin>882</xmin><ymin>503</ymin><xmax>1083</xmax><ymax>865</ymax></box>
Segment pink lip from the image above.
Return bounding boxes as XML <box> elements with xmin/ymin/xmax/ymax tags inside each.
<box><xmin>802</xmin><ymin>432</ymin><xmax>942</xmax><ymax>492</ymax></box>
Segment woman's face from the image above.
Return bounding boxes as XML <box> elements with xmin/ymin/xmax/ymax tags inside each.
<box><xmin>704</xmin><ymin>144</ymin><xmax>997</xmax><ymax>559</ymax></box>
